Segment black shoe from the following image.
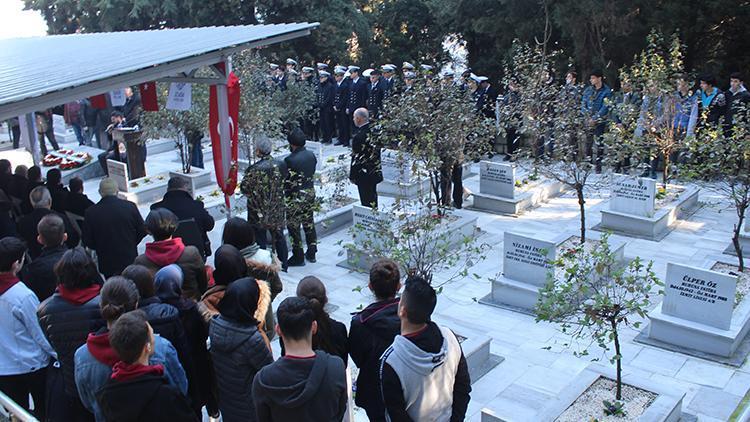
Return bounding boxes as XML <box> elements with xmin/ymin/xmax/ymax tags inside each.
<box><xmin>288</xmin><ymin>255</ymin><xmax>306</xmax><ymax>267</ymax></box>
<box><xmin>306</xmin><ymin>251</ymin><xmax>317</xmax><ymax>263</ymax></box>
<box><xmin>333</xmin><ymin>140</ymin><xmax>347</xmax><ymax>146</ymax></box>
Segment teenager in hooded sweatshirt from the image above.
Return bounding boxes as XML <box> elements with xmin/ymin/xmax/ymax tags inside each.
<box><xmin>0</xmin><ymin>237</ymin><xmax>57</xmax><ymax>421</ymax></box>
<box><xmin>96</xmin><ymin>311</ymin><xmax>197</xmax><ymax>422</ymax></box>
<box><xmin>280</xmin><ymin>276</ymin><xmax>348</xmax><ymax>365</ymax></box>
<box><xmin>135</xmin><ymin>208</ymin><xmax>207</xmax><ymax>300</ymax></box>
<box><xmin>209</xmin><ymin>277</ymin><xmax>274</xmax><ymax>421</ymax></box>
<box><xmin>348</xmin><ymin>259</ymin><xmax>401</xmax><ymax>421</ymax></box>
<box><xmin>74</xmin><ymin>277</ymin><xmax>187</xmax><ymax>422</ymax></box>
<box><xmin>380</xmin><ymin>275</ymin><xmax>471</xmax><ymax>422</ymax></box>
<box><xmin>155</xmin><ymin>264</ymin><xmax>217</xmax><ymax>417</ymax></box>
<box><xmin>252</xmin><ymin>296</ymin><xmax>347</xmax><ymax>421</ymax></box>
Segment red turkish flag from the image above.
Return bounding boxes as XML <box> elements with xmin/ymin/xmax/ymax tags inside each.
<box><xmin>139</xmin><ymin>82</ymin><xmax>159</xmax><ymax>112</ymax></box>
<box><xmin>89</xmin><ymin>94</ymin><xmax>108</xmax><ymax>109</ymax></box>
<box><xmin>209</xmin><ymin>70</ymin><xmax>240</xmax><ymax>207</ymax></box>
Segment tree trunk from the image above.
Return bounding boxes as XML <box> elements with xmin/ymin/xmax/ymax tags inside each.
<box><xmin>662</xmin><ymin>153</ymin><xmax>670</xmax><ymax>190</ymax></box>
<box><xmin>576</xmin><ymin>183</ymin><xmax>586</xmax><ymax>243</ymax></box>
<box><xmin>612</xmin><ymin>319</ymin><xmax>622</xmax><ymax>401</ymax></box>
<box><xmin>734</xmin><ymin>213</ymin><xmax>746</xmax><ymax>272</ymax></box>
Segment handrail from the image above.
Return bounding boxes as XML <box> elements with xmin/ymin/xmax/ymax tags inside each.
<box><xmin>0</xmin><ymin>390</ymin><xmax>38</xmax><ymax>422</ymax></box>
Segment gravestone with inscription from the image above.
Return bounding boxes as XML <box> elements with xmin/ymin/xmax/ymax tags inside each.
<box><xmin>107</xmin><ymin>160</ymin><xmax>129</xmax><ymax>192</ymax></box>
<box><xmin>641</xmin><ymin>260</ymin><xmax>750</xmax><ymax>360</ymax></box>
<box><xmin>610</xmin><ymin>176</ymin><xmax>656</xmax><ymax>217</ymax></box>
<box><xmin>480</xmin><ymin>232</ymin><xmax>558</xmax><ymax>312</ymax></box>
<box><xmin>502</xmin><ymin>233</ymin><xmax>556</xmax><ymax>286</ymax></box>
<box><xmin>479</xmin><ymin>161</ymin><xmax>515</xmax><ymax>199</ymax></box>
<box><xmin>472</xmin><ymin>161</ymin><xmax>565</xmax><ymax>215</ymax></box>
<box><xmin>377</xmin><ymin>149</ymin><xmax>430</xmax><ymax>198</ymax></box>
<box><xmin>662</xmin><ymin>263</ymin><xmax>735</xmax><ymax>330</ymax></box>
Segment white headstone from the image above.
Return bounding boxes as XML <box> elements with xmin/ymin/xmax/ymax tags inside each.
<box><xmin>107</xmin><ymin>159</ymin><xmax>129</xmax><ymax>192</ymax></box>
<box><xmin>479</xmin><ymin>161</ymin><xmax>515</xmax><ymax>199</ymax></box>
<box><xmin>305</xmin><ymin>141</ymin><xmax>324</xmax><ymax>170</ymax></box>
<box><xmin>380</xmin><ymin>149</ymin><xmax>413</xmax><ymax>183</ymax></box>
<box><xmin>352</xmin><ymin>205</ymin><xmax>390</xmax><ymax>249</ymax></box>
<box><xmin>610</xmin><ymin>176</ymin><xmax>656</xmax><ymax>217</ymax></box>
<box><xmin>662</xmin><ymin>262</ymin><xmax>736</xmax><ymax>330</ymax></box>
<box><xmin>503</xmin><ymin>232</ymin><xmax>556</xmax><ymax>286</ymax></box>
<box><xmin>166</xmin><ymin>83</ymin><xmax>193</xmax><ymax>111</ymax></box>
<box><xmin>110</xmin><ymin>89</ymin><xmax>127</xmax><ymax>107</ymax></box>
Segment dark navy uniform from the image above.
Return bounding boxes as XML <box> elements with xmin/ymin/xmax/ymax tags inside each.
<box><xmin>317</xmin><ymin>77</ymin><xmax>335</xmax><ymax>143</ymax></box>
<box><xmin>334</xmin><ymin>77</ymin><xmax>351</xmax><ymax>145</ymax></box>
<box><xmin>367</xmin><ymin>80</ymin><xmax>386</xmax><ymax>119</ymax></box>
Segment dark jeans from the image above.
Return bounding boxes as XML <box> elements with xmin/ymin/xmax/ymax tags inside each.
<box><xmin>286</xmin><ymin>191</ymin><xmax>317</xmax><ymax>256</ymax></box>
<box><xmin>585</xmin><ymin>124</ymin><xmax>605</xmax><ymax>172</ymax></box>
<box><xmin>71</xmin><ymin>123</ymin><xmax>86</xmax><ymax>145</ymax></box>
<box><xmin>336</xmin><ymin>111</ymin><xmax>351</xmax><ymax>144</ymax></box>
<box><xmin>357</xmin><ymin>181</ymin><xmax>379</xmax><ymax>208</ymax></box>
<box><xmin>440</xmin><ymin>162</ymin><xmax>464</xmax><ymax>208</ymax></box>
<box><xmin>190</xmin><ymin>138</ymin><xmax>204</xmax><ymax>169</ymax></box>
<box><xmin>254</xmin><ymin>226</ymin><xmax>288</xmax><ymax>268</ymax></box>
<box><xmin>38</xmin><ymin>130</ymin><xmax>60</xmax><ymax>155</ymax></box>
<box><xmin>0</xmin><ymin>367</ymin><xmax>47</xmax><ymax>420</ymax></box>
<box><xmin>11</xmin><ymin>125</ymin><xmax>21</xmax><ymax>149</ymax></box>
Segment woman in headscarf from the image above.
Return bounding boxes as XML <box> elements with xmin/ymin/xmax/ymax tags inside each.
<box><xmin>209</xmin><ymin>278</ymin><xmax>274</xmax><ymax>422</ymax></box>
<box><xmin>222</xmin><ymin>218</ymin><xmax>283</xmax><ymax>341</ymax></box>
<box><xmin>198</xmin><ymin>245</ymin><xmax>248</xmax><ymax>322</ymax></box>
<box><xmin>280</xmin><ymin>276</ymin><xmax>348</xmax><ymax>366</ymax></box>
<box><xmin>155</xmin><ymin>264</ymin><xmax>217</xmax><ymax>418</ymax></box>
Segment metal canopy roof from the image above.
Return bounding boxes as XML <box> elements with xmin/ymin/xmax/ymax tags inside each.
<box><xmin>0</xmin><ymin>23</ymin><xmax>318</xmax><ymax>120</ymax></box>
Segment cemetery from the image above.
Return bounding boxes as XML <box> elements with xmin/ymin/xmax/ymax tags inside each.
<box><xmin>1</xmin><ymin>10</ymin><xmax>750</xmax><ymax>422</ymax></box>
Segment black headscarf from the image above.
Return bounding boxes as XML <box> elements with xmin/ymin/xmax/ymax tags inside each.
<box><xmin>218</xmin><ymin>277</ymin><xmax>259</xmax><ymax>325</ymax></box>
<box><xmin>154</xmin><ymin>264</ymin><xmax>194</xmax><ymax>312</ymax></box>
<box><xmin>213</xmin><ymin>244</ymin><xmax>248</xmax><ymax>286</ymax></box>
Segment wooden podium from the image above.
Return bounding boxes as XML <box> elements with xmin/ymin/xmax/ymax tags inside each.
<box><xmin>113</xmin><ymin>128</ymin><xmax>146</xmax><ymax>180</ymax></box>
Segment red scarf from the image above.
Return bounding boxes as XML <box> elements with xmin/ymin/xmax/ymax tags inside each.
<box><xmin>111</xmin><ymin>361</ymin><xmax>164</xmax><ymax>382</ymax></box>
<box><xmin>57</xmin><ymin>284</ymin><xmax>101</xmax><ymax>305</ymax></box>
<box><xmin>0</xmin><ymin>273</ymin><xmax>20</xmax><ymax>296</ymax></box>
<box><xmin>86</xmin><ymin>332</ymin><xmax>119</xmax><ymax>366</ymax></box>
<box><xmin>145</xmin><ymin>238</ymin><xmax>185</xmax><ymax>267</ymax></box>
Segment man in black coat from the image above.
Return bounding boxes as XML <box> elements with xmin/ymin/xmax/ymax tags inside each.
<box><xmin>21</xmin><ymin>166</ymin><xmax>44</xmax><ymax>215</ymax></box>
<box><xmin>45</xmin><ymin>168</ymin><xmax>69</xmax><ymax>214</ymax></box>
<box><xmin>367</xmin><ymin>69</ymin><xmax>386</xmax><ymax>119</ymax></box>
<box><xmin>240</xmin><ymin>137</ymin><xmax>289</xmax><ymax>270</ymax></box>
<box><xmin>284</xmin><ymin>128</ymin><xmax>318</xmax><ymax>266</ymax></box>
<box><xmin>382</xmin><ymin>64</ymin><xmax>398</xmax><ymax>94</ymax></box>
<box><xmin>317</xmin><ymin>71</ymin><xmax>336</xmax><ymax>144</ymax></box>
<box><xmin>65</xmin><ymin>177</ymin><xmax>94</xmax><ymax>218</ymax></box>
<box><xmin>725</xmin><ymin>72</ymin><xmax>750</xmax><ymax>134</ymax></box>
<box><xmin>475</xmin><ymin>77</ymin><xmax>499</xmax><ymax>119</ymax></box>
<box><xmin>83</xmin><ymin>178</ymin><xmax>146</xmax><ymax>277</ymax></box>
<box><xmin>19</xmin><ymin>214</ymin><xmax>68</xmax><ymax>302</ymax></box>
<box><xmin>346</xmin><ymin>66</ymin><xmax>369</xmax><ymax>142</ymax></box>
<box><xmin>17</xmin><ymin>186</ymin><xmax>79</xmax><ymax>259</ymax></box>
<box><xmin>333</xmin><ymin>67</ymin><xmax>351</xmax><ymax>146</ymax></box>
<box><xmin>151</xmin><ymin>176</ymin><xmax>214</xmax><ymax>258</ymax></box>
<box><xmin>350</xmin><ymin>108</ymin><xmax>382</xmax><ymax>208</ymax></box>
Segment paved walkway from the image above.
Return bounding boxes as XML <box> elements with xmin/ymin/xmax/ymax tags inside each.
<box><xmin>54</xmin><ymin>136</ymin><xmax>750</xmax><ymax>421</ymax></box>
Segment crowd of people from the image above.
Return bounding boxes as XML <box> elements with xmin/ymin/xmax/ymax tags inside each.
<box><xmin>0</xmin><ymin>146</ymin><xmax>470</xmax><ymax>421</ymax></box>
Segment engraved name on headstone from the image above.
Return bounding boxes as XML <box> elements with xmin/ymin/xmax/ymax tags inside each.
<box><xmin>503</xmin><ymin>232</ymin><xmax>556</xmax><ymax>286</ymax></box>
<box><xmin>480</xmin><ymin>161</ymin><xmax>515</xmax><ymax>199</ymax></box>
<box><xmin>610</xmin><ymin>176</ymin><xmax>656</xmax><ymax>217</ymax></box>
<box><xmin>662</xmin><ymin>262</ymin><xmax>736</xmax><ymax>330</ymax></box>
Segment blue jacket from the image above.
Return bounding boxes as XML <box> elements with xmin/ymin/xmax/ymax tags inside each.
<box><xmin>581</xmin><ymin>83</ymin><xmax>613</xmax><ymax>122</ymax></box>
<box><xmin>673</xmin><ymin>91</ymin><xmax>697</xmax><ymax>136</ymax></box>
<box><xmin>74</xmin><ymin>330</ymin><xmax>188</xmax><ymax>422</ymax></box>
<box><xmin>0</xmin><ymin>281</ymin><xmax>56</xmax><ymax>376</ymax></box>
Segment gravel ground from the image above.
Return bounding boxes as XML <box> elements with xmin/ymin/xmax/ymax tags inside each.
<box><xmin>556</xmin><ymin>377</ymin><xmax>657</xmax><ymax>422</ymax></box>
<box><xmin>711</xmin><ymin>262</ymin><xmax>750</xmax><ymax>307</ymax></box>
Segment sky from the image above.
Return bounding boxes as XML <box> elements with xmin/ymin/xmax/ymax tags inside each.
<box><xmin>0</xmin><ymin>0</ymin><xmax>48</xmax><ymax>40</ymax></box>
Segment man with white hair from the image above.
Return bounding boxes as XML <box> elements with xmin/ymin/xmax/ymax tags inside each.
<box><xmin>240</xmin><ymin>136</ymin><xmax>290</xmax><ymax>270</ymax></box>
<box><xmin>350</xmin><ymin>108</ymin><xmax>382</xmax><ymax>207</ymax></box>
<box><xmin>83</xmin><ymin>178</ymin><xmax>146</xmax><ymax>277</ymax></box>
<box><xmin>17</xmin><ymin>186</ymin><xmax>79</xmax><ymax>259</ymax></box>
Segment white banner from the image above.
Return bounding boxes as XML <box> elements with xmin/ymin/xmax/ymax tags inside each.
<box><xmin>166</xmin><ymin>83</ymin><xmax>192</xmax><ymax>111</ymax></box>
<box><xmin>110</xmin><ymin>89</ymin><xmax>127</xmax><ymax>107</ymax></box>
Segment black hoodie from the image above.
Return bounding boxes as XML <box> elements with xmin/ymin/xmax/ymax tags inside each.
<box><xmin>96</xmin><ymin>374</ymin><xmax>197</xmax><ymax>422</ymax></box>
<box><xmin>251</xmin><ymin>351</ymin><xmax>347</xmax><ymax>421</ymax></box>
<box><xmin>348</xmin><ymin>298</ymin><xmax>400</xmax><ymax>419</ymax></box>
